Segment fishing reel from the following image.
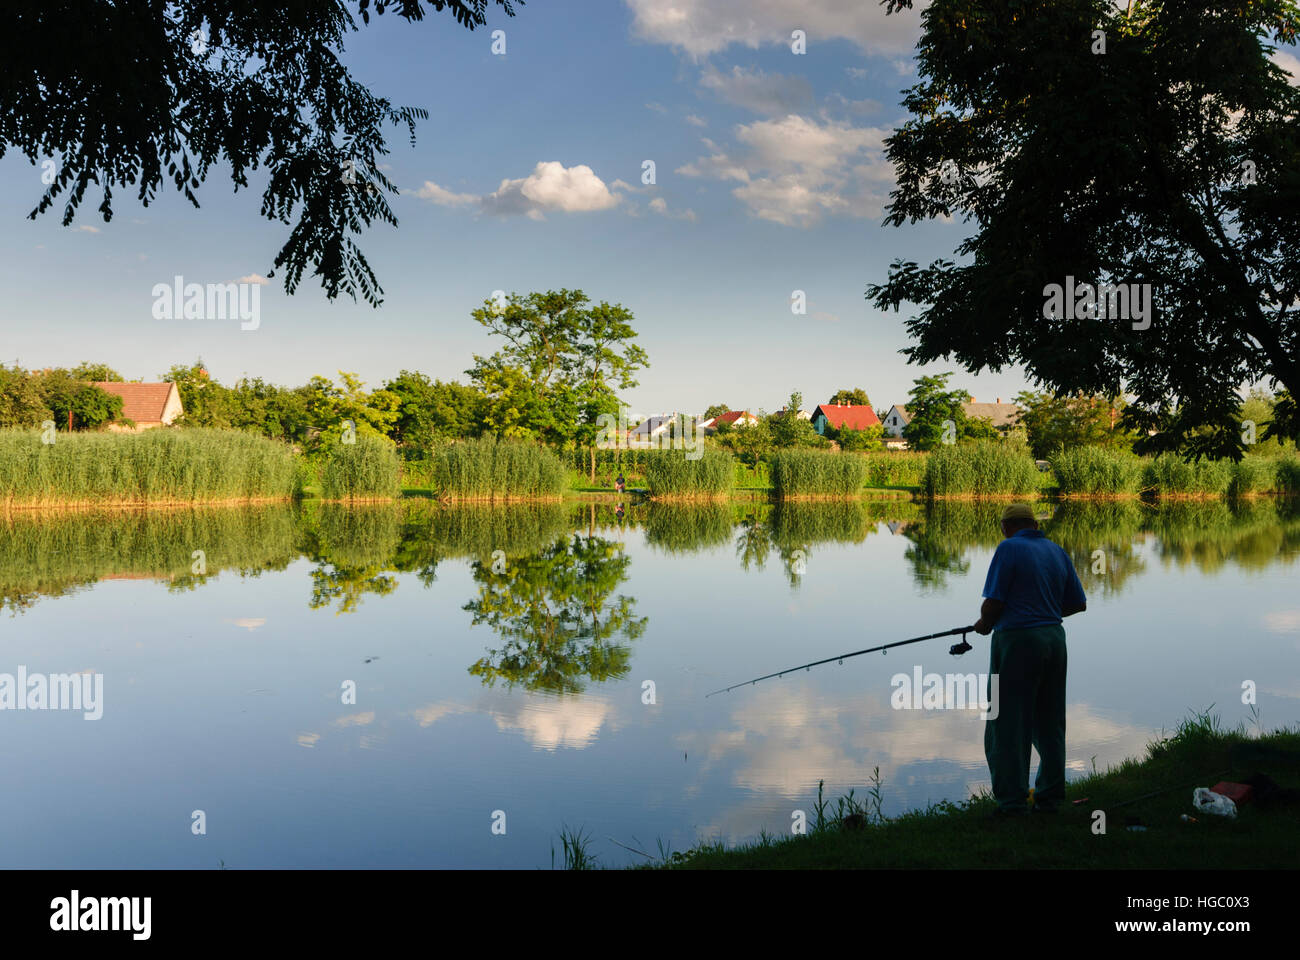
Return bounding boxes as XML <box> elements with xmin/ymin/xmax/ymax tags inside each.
<box><xmin>949</xmin><ymin>628</ymin><xmax>973</xmax><ymax>657</ymax></box>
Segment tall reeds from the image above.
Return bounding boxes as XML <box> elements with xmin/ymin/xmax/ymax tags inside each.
<box><xmin>429</xmin><ymin>437</ymin><xmax>567</xmax><ymax>500</ymax></box>
<box><xmin>319</xmin><ymin>434</ymin><xmax>402</xmax><ymax>500</ymax></box>
<box><xmin>1050</xmin><ymin>447</ymin><xmax>1145</xmax><ymax>496</ymax></box>
<box><xmin>769</xmin><ymin>449</ymin><xmax>868</xmax><ymax>498</ymax></box>
<box><xmin>643</xmin><ymin>448</ymin><xmax>734</xmax><ymax>499</ymax></box>
<box><xmin>0</xmin><ymin>427</ymin><xmax>298</xmax><ymax>506</ymax></box>
<box><xmin>921</xmin><ymin>441</ymin><xmax>1040</xmax><ymax>498</ymax></box>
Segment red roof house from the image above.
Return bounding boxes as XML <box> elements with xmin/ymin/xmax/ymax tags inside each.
<box><xmin>91</xmin><ymin>382</ymin><xmax>184</xmax><ymax>431</ymax></box>
<box><xmin>811</xmin><ymin>403</ymin><xmax>880</xmax><ymax>435</ymax></box>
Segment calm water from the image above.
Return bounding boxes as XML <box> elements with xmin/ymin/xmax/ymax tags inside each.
<box><xmin>2</xmin><ymin>499</ymin><xmax>1297</xmax><ymax>867</ymax></box>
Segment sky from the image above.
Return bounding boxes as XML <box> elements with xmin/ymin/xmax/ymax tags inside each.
<box><xmin>3</xmin><ymin>0</ymin><xmax>1297</xmax><ymax>418</ymax></box>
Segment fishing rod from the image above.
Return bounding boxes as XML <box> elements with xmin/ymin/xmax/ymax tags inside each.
<box><xmin>705</xmin><ymin>625</ymin><xmax>978</xmax><ymax>698</ymax></box>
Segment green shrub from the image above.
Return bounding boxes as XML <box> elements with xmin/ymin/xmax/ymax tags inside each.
<box><xmin>430</xmin><ymin>437</ymin><xmax>567</xmax><ymax>500</ymax></box>
<box><xmin>922</xmin><ymin>441</ymin><xmax>1040</xmax><ymax>498</ymax></box>
<box><xmin>0</xmin><ymin>427</ymin><xmax>298</xmax><ymax>506</ymax></box>
<box><xmin>319</xmin><ymin>434</ymin><xmax>401</xmax><ymax>500</ymax></box>
<box><xmin>1050</xmin><ymin>447</ymin><xmax>1145</xmax><ymax>495</ymax></box>
<box><xmin>1141</xmin><ymin>454</ymin><xmax>1233</xmax><ymax>496</ymax></box>
<box><xmin>644</xmin><ymin>448</ymin><xmax>734</xmax><ymax>498</ymax></box>
<box><xmin>769</xmin><ymin>449</ymin><xmax>867</xmax><ymax>498</ymax></box>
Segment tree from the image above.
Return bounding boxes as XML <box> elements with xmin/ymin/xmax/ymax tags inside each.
<box><xmin>703</xmin><ymin>403</ymin><xmax>731</xmax><ymax>421</ymax></box>
<box><xmin>384</xmin><ymin>370</ymin><xmax>485</xmax><ymax>448</ymax></box>
<box><xmin>163</xmin><ymin>361</ymin><xmax>233</xmax><ymax>428</ymax></box>
<box><xmin>468</xmin><ymin>289</ymin><xmax>647</xmax><ymax>471</ymax></box>
<box><xmin>829</xmin><ymin>388</ymin><xmax>871</xmax><ymax>407</ymax></box>
<box><xmin>900</xmin><ymin>373</ymin><xmax>999</xmax><ymax>450</ymax></box>
<box><xmin>768</xmin><ymin>391</ymin><xmax>822</xmax><ymax>448</ymax></box>
<box><xmin>1014</xmin><ymin>391</ymin><xmax>1135</xmax><ymax>459</ymax></box>
<box><xmin>3</xmin><ymin>1</ymin><xmax>521</xmax><ymax>305</ymax></box>
<box><xmin>33</xmin><ymin>370</ymin><xmax>124</xmax><ymax>430</ymax></box>
<box><xmin>0</xmin><ymin>364</ymin><xmax>51</xmax><ymax>427</ymax></box>
<box><xmin>835</xmin><ymin>424</ymin><xmax>885</xmax><ymax>452</ymax></box>
<box><xmin>70</xmin><ymin>362</ymin><xmax>124</xmax><ymax>382</ymax></box>
<box><xmin>868</xmin><ymin>0</ymin><xmax>1300</xmax><ymax>460</ymax></box>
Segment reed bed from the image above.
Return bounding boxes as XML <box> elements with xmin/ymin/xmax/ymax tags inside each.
<box><xmin>643</xmin><ymin>448</ymin><xmax>735</xmax><ymax>499</ymax></box>
<box><xmin>921</xmin><ymin>441</ymin><xmax>1041</xmax><ymax>498</ymax></box>
<box><xmin>769</xmin><ymin>449</ymin><xmax>868</xmax><ymax>499</ymax></box>
<box><xmin>319</xmin><ymin>434</ymin><xmax>402</xmax><ymax>501</ymax></box>
<box><xmin>862</xmin><ymin>451</ymin><xmax>929</xmax><ymax>489</ymax></box>
<box><xmin>0</xmin><ymin>427</ymin><xmax>298</xmax><ymax>507</ymax></box>
<box><xmin>1141</xmin><ymin>454</ymin><xmax>1233</xmax><ymax>497</ymax></box>
<box><xmin>1050</xmin><ymin>447</ymin><xmax>1146</xmax><ymax>496</ymax></box>
<box><xmin>429</xmin><ymin>437</ymin><xmax>567</xmax><ymax>501</ymax></box>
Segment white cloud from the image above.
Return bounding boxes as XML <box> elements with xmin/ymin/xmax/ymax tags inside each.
<box><xmin>699</xmin><ymin>64</ymin><xmax>813</xmax><ymax>115</ymax></box>
<box><xmin>414</xmin><ymin>180</ymin><xmax>477</xmax><ymax>207</ymax></box>
<box><xmin>625</xmin><ymin>0</ymin><xmax>925</xmax><ymax>59</ymax></box>
<box><xmin>685</xmin><ymin>114</ymin><xmax>708</xmax><ymax>127</ymax></box>
<box><xmin>845</xmin><ymin>67</ymin><xmax>868</xmax><ymax>80</ymax></box>
<box><xmin>679</xmin><ymin>115</ymin><xmax>892</xmax><ymax>227</ymax></box>
<box><xmin>649</xmin><ymin>196</ymin><xmax>698</xmax><ymax>221</ymax></box>
<box><xmin>74</xmin><ymin>225</ymin><xmax>100</xmax><ymax>234</ymax></box>
<box><xmin>237</xmin><ymin>274</ymin><xmax>270</xmax><ymax>286</ymax></box>
<box><xmin>415</xmin><ymin>162</ymin><xmax>623</xmax><ymax>220</ymax></box>
<box><xmin>645</xmin><ymin>101</ymin><xmax>668</xmax><ymax>113</ymax></box>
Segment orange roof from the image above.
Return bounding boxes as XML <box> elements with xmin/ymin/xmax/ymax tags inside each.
<box><xmin>812</xmin><ymin>403</ymin><xmax>880</xmax><ymax>431</ymax></box>
<box><xmin>91</xmin><ymin>382</ymin><xmax>176</xmax><ymax>423</ymax></box>
<box><xmin>715</xmin><ymin>410</ymin><xmax>754</xmax><ymax>424</ymax></box>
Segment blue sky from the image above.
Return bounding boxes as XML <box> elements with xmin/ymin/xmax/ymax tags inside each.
<box><xmin>8</xmin><ymin>0</ymin><xmax>1288</xmax><ymax>417</ymax></box>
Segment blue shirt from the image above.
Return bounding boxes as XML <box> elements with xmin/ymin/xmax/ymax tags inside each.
<box><xmin>981</xmin><ymin>529</ymin><xmax>1086</xmax><ymax>631</ymax></box>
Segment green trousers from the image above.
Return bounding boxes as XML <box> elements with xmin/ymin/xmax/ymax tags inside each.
<box><xmin>983</xmin><ymin>624</ymin><xmax>1067</xmax><ymax>812</ymax></box>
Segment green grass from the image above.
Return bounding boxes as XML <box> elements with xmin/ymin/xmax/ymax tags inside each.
<box><xmin>643</xmin><ymin>448</ymin><xmax>735</xmax><ymax>499</ymax></box>
<box><xmin>650</xmin><ymin>710</ymin><xmax>1300</xmax><ymax>869</ymax></box>
<box><xmin>922</xmin><ymin>441</ymin><xmax>1041</xmax><ymax>498</ymax></box>
<box><xmin>429</xmin><ymin>437</ymin><xmax>567</xmax><ymax>501</ymax></box>
<box><xmin>319</xmin><ymin>434</ymin><xmax>402</xmax><ymax>501</ymax></box>
<box><xmin>0</xmin><ymin>427</ymin><xmax>299</xmax><ymax>506</ymax></box>
<box><xmin>1050</xmin><ymin>446</ymin><xmax>1146</xmax><ymax>496</ymax></box>
<box><xmin>769</xmin><ymin>449</ymin><xmax>867</xmax><ymax>498</ymax></box>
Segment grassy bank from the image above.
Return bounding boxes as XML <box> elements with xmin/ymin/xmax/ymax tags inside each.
<box><xmin>576</xmin><ymin>711</ymin><xmax>1299</xmax><ymax>869</ymax></box>
<box><xmin>0</xmin><ymin>427</ymin><xmax>299</xmax><ymax>507</ymax></box>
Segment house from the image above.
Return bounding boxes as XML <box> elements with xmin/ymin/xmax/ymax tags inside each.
<box><xmin>882</xmin><ymin>399</ymin><xmax>1022</xmax><ymax>438</ymax></box>
<box><xmin>91</xmin><ymin>381</ymin><xmax>184</xmax><ymax>431</ymax></box>
<box><xmin>700</xmin><ymin>410</ymin><xmax>757</xmax><ymax>432</ymax></box>
<box><xmin>629</xmin><ymin>414</ymin><xmax>679</xmax><ymax>441</ymax></box>
<box><xmin>882</xmin><ymin>405</ymin><xmax>911</xmax><ymax>438</ymax></box>
<box><xmin>810</xmin><ymin>403</ymin><xmax>880</xmax><ymax>436</ymax></box>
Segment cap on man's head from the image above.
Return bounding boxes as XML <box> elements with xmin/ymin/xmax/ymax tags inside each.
<box><xmin>1001</xmin><ymin>503</ymin><xmax>1035</xmax><ymax>523</ymax></box>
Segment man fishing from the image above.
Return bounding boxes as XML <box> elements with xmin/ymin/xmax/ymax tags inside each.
<box><xmin>973</xmin><ymin>503</ymin><xmax>1087</xmax><ymax>816</ymax></box>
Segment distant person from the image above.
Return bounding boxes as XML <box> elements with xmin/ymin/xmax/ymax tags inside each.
<box><xmin>615</xmin><ymin>472</ymin><xmax>625</xmax><ymax>494</ymax></box>
<box><xmin>973</xmin><ymin>503</ymin><xmax>1087</xmax><ymax>816</ymax></box>
<box><xmin>615</xmin><ymin>502</ymin><xmax>625</xmax><ymax>522</ymax></box>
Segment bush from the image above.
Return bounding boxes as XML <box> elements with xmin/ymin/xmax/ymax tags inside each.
<box><xmin>643</xmin><ymin>448</ymin><xmax>734</xmax><ymax>499</ymax></box>
<box><xmin>1141</xmin><ymin>454</ymin><xmax>1233</xmax><ymax>496</ymax></box>
<box><xmin>922</xmin><ymin>441</ymin><xmax>1040</xmax><ymax>498</ymax></box>
<box><xmin>319</xmin><ymin>433</ymin><xmax>402</xmax><ymax>500</ymax></box>
<box><xmin>429</xmin><ymin>437</ymin><xmax>567</xmax><ymax>500</ymax></box>
<box><xmin>1275</xmin><ymin>455</ymin><xmax>1300</xmax><ymax>493</ymax></box>
<box><xmin>0</xmin><ymin>427</ymin><xmax>298</xmax><ymax>506</ymax></box>
<box><xmin>1050</xmin><ymin>447</ymin><xmax>1145</xmax><ymax>495</ymax></box>
<box><xmin>769</xmin><ymin>449</ymin><xmax>867</xmax><ymax>498</ymax></box>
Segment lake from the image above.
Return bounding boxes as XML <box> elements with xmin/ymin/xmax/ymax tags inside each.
<box><xmin>2</xmin><ymin>498</ymin><xmax>1297</xmax><ymax>867</ymax></box>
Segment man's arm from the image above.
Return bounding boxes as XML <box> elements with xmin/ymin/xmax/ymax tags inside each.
<box><xmin>974</xmin><ymin>597</ymin><xmax>1003</xmax><ymax>635</ymax></box>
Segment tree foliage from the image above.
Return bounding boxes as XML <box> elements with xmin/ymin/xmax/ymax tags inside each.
<box><xmin>2</xmin><ymin>1</ymin><xmax>521</xmax><ymax>305</ymax></box>
<box><xmin>869</xmin><ymin>0</ymin><xmax>1300</xmax><ymax>459</ymax></box>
